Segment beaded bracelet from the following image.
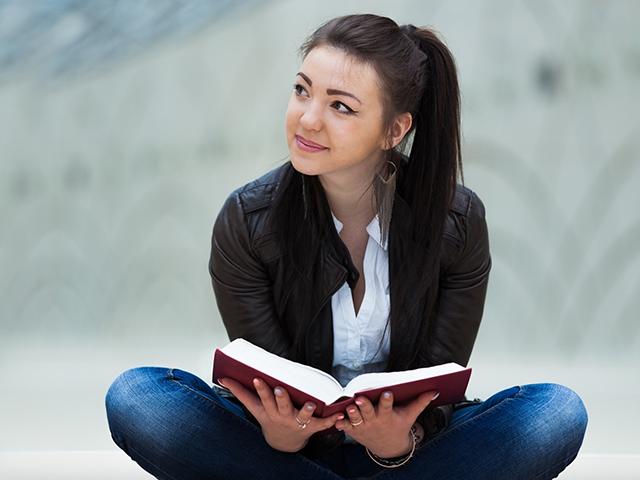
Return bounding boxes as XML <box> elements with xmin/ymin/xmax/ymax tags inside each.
<box><xmin>365</xmin><ymin>424</ymin><xmax>419</xmax><ymax>468</ymax></box>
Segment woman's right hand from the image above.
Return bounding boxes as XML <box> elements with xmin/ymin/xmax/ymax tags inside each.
<box><xmin>219</xmin><ymin>376</ymin><xmax>345</xmax><ymax>452</ymax></box>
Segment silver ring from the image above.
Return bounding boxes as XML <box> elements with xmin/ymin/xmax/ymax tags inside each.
<box><xmin>350</xmin><ymin>419</ymin><xmax>364</xmax><ymax>427</ymax></box>
<box><xmin>295</xmin><ymin>416</ymin><xmax>311</xmax><ymax>429</ymax></box>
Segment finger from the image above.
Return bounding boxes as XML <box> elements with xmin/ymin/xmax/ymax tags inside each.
<box><xmin>311</xmin><ymin>411</ymin><xmax>345</xmax><ymax>433</ymax></box>
<box><xmin>218</xmin><ymin>377</ymin><xmax>263</xmax><ymax>416</ymax></box>
<box><xmin>295</xmin><ymin>401</ymin><xmax>318</xmax><ymax>424</ymax></box>
<box><xmin>335</xmin><ymin>415</ymin><xmax>354</xmax><ymax>431</ymax></box>
<box><xmin>354</xmin><ymin>396</ymin><xmax>376</xmax><ymax>422</ymax></box>
<box><xmin>345</xmin><ymin>403</ymin><xmax>364</xmax><ymax>428</ymax></box>
<box><xmin>273</xmin><ymin>386</ymin><xmax>293</xmax><ymax>416</ymax></box>
<box><xmin>399</xmin><ymin>390</ymin><xmax>440</xmax><ymax>419</ymax></box>
<box><xmin>335</xmin><ymin>405</ymin><xmax>362</xmax><ymax>431</ymax></box>
<box><xmin>252</xmin><ymin>378</ymin><xmax>279</xmax><ymax>418</ymax></box>
<box><xmin>376</xmin><ymin>390</ymin><xmax>395</xmax><ymax>417</ymax></box>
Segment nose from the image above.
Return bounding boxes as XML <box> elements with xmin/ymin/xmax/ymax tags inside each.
<box><xmin>299</xmin><ymin>102</ymin><xmax>323</xmax><ymax>131</ymax></box>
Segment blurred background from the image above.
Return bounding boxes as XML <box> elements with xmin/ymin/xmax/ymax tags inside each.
<box><xmin>1</xmin><ymin>0</ymin><xmax>638</xmax><ymax>474</ymax></box>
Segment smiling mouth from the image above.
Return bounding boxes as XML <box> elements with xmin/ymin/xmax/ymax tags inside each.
<box><xmin>296</xmin><ymin>135</ymin><xmax>327</xmax><ymax>149</ymax></box>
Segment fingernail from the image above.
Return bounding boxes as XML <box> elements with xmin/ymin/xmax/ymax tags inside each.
<box><xmin>274</xmin><ymin>387</ymin><xmax>283</xmax><ymax>396</ymax></box>
<box><xmin>355</xmin><ymin>398</ymin><xmax>363</xmax><ymax>405</ymax></box>
<box><xmin>306</xmin><ymin>403</ymin><xmax>315</xmax><ymax>410</ymax></box>
<box><xmin>348</xmin><ymin>408</ymin><xmax>356</xmax><ymax>413</ymax></box>
<box><xmin>337</xmin><ymin>414</ymin><xmax>344</xmax><ymax>420</ymax></box>
<box><xmin>383</xmin><ymin>391</ymin><xmax>392</xmax><ymax>399</ymax></box>
<box><xmin>432</xmin><ymin>391</ymin><xmax>440</xmax><ymax>400</ymax></box>
<box><xmin>253</xmin><ymin>378</ymin><xmax>260</xmax><ymax>387</ymax></box>
<box><xmin>218</xmin><ymin>379</ymin><xmax>226</xmax><ymax>387</ymax></box>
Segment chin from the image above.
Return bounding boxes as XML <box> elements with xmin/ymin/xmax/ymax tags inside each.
<box><xmin>290</xmin><ymin>154</ymin><xmax>320</xmax><ymax>176</ymax></box>
<box><xmin>288</xmin><ymin>144</ymin><xmax>333</xmax><ymax>176</ymax></box>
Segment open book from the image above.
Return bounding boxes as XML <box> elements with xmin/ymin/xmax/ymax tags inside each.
<box><xmin>212</xmin><ymin>338</ymin><xmax>472</xmax><ymax>419</ymax></box>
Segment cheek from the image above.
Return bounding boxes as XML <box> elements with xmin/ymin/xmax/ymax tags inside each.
<box><xmin>284</xmin><ymin>102</ymin><xmax>300</xmax><ymax>139</ymax></box>
<box><xmin>333</xmin><ymin>123</ymin><xmax>373</xmax><ymax>155</ymax></box>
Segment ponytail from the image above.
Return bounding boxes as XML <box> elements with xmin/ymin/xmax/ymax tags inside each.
<box><xmin>272</xmin><ymin>14</ymin><xmax>465</xmax><ymax>371</ymax></box>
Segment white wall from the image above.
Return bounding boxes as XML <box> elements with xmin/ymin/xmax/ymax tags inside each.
<box><xmin>1</xmin><ymin>0</ymin><xmax>638</xmax><ymax>455</ymax></box>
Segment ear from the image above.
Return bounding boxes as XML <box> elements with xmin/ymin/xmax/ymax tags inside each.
<box><xmin>383</xmin><ymin>112</ymin><xmax>413</xmax><ymax>150</ymax></box>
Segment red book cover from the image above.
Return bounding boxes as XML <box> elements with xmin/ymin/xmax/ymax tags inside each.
<box><xmin>212</xmin><ymin>341</ymin><xmax>472</xmax><ymax>420</ymax></box>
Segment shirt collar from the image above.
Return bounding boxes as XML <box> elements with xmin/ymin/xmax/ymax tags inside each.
<box><xmin>331</xmin><ymin>211</ymin><xmax>388</xmax><ymax>251</ymax></box>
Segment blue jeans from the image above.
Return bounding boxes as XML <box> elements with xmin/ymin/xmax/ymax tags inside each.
<box><xmin>105</xmin><ymin>366</ymin><xmax>588</xmax><ymax>479</ymax></box>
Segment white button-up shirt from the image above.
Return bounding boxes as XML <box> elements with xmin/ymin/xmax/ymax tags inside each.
<box><xmin>330</xmin><ymin>212</ymin><xmax>391</xmax><ymax>389</ymax></box>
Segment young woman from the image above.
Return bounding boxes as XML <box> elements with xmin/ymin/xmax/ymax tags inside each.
<box><xmin>105</xmin><ymin>14</ymin><xmax>588</xmax><ymax>479</ymax></box>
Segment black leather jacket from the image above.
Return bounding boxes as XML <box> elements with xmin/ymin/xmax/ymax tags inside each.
<box><xmin>208</xmin><ymin>161</ymin><xmax>491</xmax><ymax>456</ymax></box>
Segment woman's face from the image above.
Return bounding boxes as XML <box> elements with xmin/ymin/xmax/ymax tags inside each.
<box><xmin>285</xmin><ymin>45</ymin><xmax>389</xmax><ymax>178</ymax></box>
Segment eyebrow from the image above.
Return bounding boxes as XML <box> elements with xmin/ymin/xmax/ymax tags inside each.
<box><xmin>296</xmin><ymin>72</ymin><xmax>362</xmax><ymax>105</ymax></box>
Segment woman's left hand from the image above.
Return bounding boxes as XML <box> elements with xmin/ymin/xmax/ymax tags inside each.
<box><xmin>336</xmin><ymin>390</ymin><xmax>438</xmax><ymax>458</ymax></box>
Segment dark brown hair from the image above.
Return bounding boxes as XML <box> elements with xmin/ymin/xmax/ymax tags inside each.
<box><xmin>271</xmin><ymin>13</ymin><xmax>464</xmax><ymax>370</ymax></box>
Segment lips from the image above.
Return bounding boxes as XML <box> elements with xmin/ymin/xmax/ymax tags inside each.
<box><xmin>296</xmin><ymin>135</ymin><xmax>327</xmax><ymax>149</ymax></box>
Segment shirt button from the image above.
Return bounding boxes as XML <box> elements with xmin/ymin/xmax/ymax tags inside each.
<box><xmin>352</xmin><ymin>361</ymin><xmax>361</xmax><ymax>369</ymax></box>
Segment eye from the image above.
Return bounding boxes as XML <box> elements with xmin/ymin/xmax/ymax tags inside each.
<box><xmin>292</xmin><ymin>83</ymin><xmax>356</xmax><ymax>116</ymax></box>
<box><xmin>293</xmin><ymin>83</ymin><xmax>308</xmax><ymax>97</ymax></box>
<box><xmin>332</xmin><ymin>101</ymin><xmax>355</xmax><ymax>115</ymax></box>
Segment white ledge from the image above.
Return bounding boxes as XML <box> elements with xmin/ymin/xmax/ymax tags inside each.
<box><xmin>0</xmin><ymin>451</ymin><xmax>639</xmax><ymax>479</ymax></box>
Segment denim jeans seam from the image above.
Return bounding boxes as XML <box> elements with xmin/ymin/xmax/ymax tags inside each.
<box><xmin>410</xmin><ymin>385</ymin><xmax>569</xmax><ymax>480</ymax></box>
<box><xmin>529</xmin><ymin>385</ymin><xmax>583</xmax><ymax>480</ymax></box>
<box><xmin>127</xmin><ymin>442</ymin><xmax>181</xmax><ymax>480</ymax></box>
<box><xmin>368</xmin><ymin>385</ymin><xmax>581</xmax><ymax>480</ymax></box>
<box><xmin>363</xmin><ymin>388</ymin><xmax>525</xmax><ymax>479</ymax></box>
<box><xmin>530</xmin><ymin>444</ymin><xmax>582</xmax><ymax>480</ymax></box>
<box><xmin>167</xmin><ymin>369</ymin><xmax>341</xmax><ymax>479</ymax></box>
<box><xmin>167</xmin><ymin>368</ymin><xmax>262</xmax><ymax>433</ymax></box>
<box><xmin>399</xmin><ymin>385</ymin><xmax>524</xmax><ymax>462</ymax></box>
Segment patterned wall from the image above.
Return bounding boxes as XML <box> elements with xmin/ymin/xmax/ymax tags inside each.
<box><xmin>1</xmin><ymin>0</ymin><xmax>638</xmax><ymax>363</ymax></box>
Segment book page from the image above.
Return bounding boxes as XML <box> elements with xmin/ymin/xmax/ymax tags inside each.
<box><xmin>343</xmin><ymin>362</ymin><xmax>464</xmax><ymax>397</ymax></box>
<box><xmin>220</xmin><ymin>339</ymin><xmax>344</xmax><ymax>403</ymax></box>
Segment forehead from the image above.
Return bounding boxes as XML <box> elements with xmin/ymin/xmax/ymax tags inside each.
<box><xmin>300</xmin><ymin>45</ymin><xmax>380</xmax><ymax>100</ymax></box>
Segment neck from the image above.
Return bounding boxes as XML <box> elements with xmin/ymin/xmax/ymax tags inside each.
<box><xmin>318</xmin><ymin>158</ymin><xmax>381</xmax><ymax>227</ymax></box>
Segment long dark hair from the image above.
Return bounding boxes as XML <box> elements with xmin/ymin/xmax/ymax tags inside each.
<box><xmin>271</xmin><ymin>14</ymin><xmax>464</xmax><ymax>371</ymax></box>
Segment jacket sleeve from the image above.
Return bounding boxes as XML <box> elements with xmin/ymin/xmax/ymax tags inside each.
<box><xmin>208</xmin><ymin>191</ymin><xmax>292</xmax><ymax>359</ymax></box>
<box><xmin>416</xmin><ymin>189</ymin><xmax>492</xmax><ymax>440</ymax></box>
<box><xmin>428</xmin><ymin>189</ymin><xmax>492</xmax><ymax>367</ymax></box>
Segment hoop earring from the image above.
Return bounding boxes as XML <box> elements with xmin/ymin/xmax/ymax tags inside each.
<box><xmin>374</xmin><ymin>154</ymin><xmax>397</xmax><ymax>247</ymax></box>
